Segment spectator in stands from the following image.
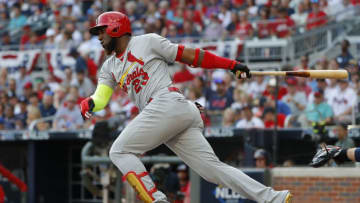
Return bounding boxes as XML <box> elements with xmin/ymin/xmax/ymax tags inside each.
<box><xmin>222</xmin><ymin>108</ymin><xmax>237</xmax><ymax>127</ymax></box>
<box><xmin>3</xmin><ymin>105</ymin><xmax>16</xmax><ymax>130</ymax></box>
<box><xmin>0</xmin><ymin>103</ymin><xmax>3</xmax><ymax>118</ymax></box>
<box><xmin>71</xmin><ymin>68</ymin><xmax>95</xmax><ymax>97</ymax></box>
<box><xmin>262</xmin><ymin>107</ymin><xmax>286</xmax><ymax>128</ymax></box>
<box><xmin>348</xmin><ymin>60</ymin><xmax>360</xmax><ymax>88</ymax></box>
<box><xmin>314</xmin><ymin>56</ymin><xmax>329</xmax><ymax>70</ymax></box>
<box><xmin>231</xmin><ymin>88</ymin><xmax>248</xmax><ymax>111</ymax></box>
<box><xmin>44</xmin><ymin>28</ymin><xmax>56</xmax><ymax>49</ymax></box>
<box><xmin>69</xmin><ymin>85</ymin><xmax>85</xmax><ymax>104</ymax></box>
<box><xmin>257</xmin><ymin>7</ymin><xmax>272</xmax><ymax>39</ymax></box>
<box><xmin>7</xmin><ymin>79</ymin><xmax>17</xmax><ymax>98</ymax></box>
<box><xmin>61</xmin><ymin>3</ymin><xmax>82</xmax><ymax>22</ymax></box>
<box><xmin>271</xmin><ymin>8</ymin><xmax>295</xmax><ymax>38</ymax></box>
<box><xmin>218</xmin><ymin>5</ymin><xmax>232</xmax><ymax>28</ymax></box>
<box><xmin>205</xmin><ymin>77</ymin><xmax>234</xmax><ymax>111</ymax></box>
<box><xmin>269</xmin><ymin>5</ymin><xmax>279</xmax><ymax>20</ymax></box>
<box><xmin>281</xmin><ymin>0</ymin><xmax>295</xmax><ymax>16</ymax></box>
<box><xmin>331</xmin><ymin>79</ymin><xmax>357</xmax><ymax>122</ymax></box>
<box><xmin>15</xmin><ymin>96</ymin><xmax>27</xmax><ymax>129</ymax></box>
<box><xmin>247</xmin><ymin>76</ymin><xmax>268</xmax><ymax>99</ymax></box>
<box><xmin>69</xmin><ymin>47</ymin><xmax>87</xmax><ymax>73</ymax></box>
<box><xmin>61</xmin><ymin>66</ymin><xmax>74</xmax><ymax>89</ymax></box>
<box><xmin>246</xmin><ymin>0</ymin><xmax>259</xmax><ymax>19</ymax></box>
<box><xmin>262</xmin><ymin>77</ymin><xmax>288</xmax><ymax>100</ymax></box>
<box><xmin>335</xmin><ymin>122</ymin><xmax>355</xmax><ymax>149</ymax></box>
<box><xmin>236</xmin><ymin>105</ymin><xmax>264</xmax><ymax>128</ymax></box>
<box><xmin>29</xmin><ymin>93</ymin><xmax>40</xmax><ymax>108</ymax></box>
<box><xmin>204</xmin><ymin>13</ymin><xmax>224</xmax><ymax>40</ymax></box>
<box><xmin>305</xmin><ymin>90</ymin><xmax>334</xmax><ymax>124</ymax></box>
<box><xmin>23</xmin><ymin>32</ymin><xmax>42</xmax><ymax>50</ymax></box>
<box><xmin>296</xmin><ymin>77</ymin><xmax>312</xmax><ymax>97</ymax></box>
<box><xmin>192</xmin><ymin>77</ymin><xmax>206</xmax><ymax>95</ymax></box>
<box><xmin>19</xmin><ymin>25</ymin><xmax>32</xmax><ymax>50</ymax></box>
<box><xmin>254</xmin><ymin>149</ymin><xmax>271</xmax><ymax>168</ymax></box>
<box><xmin>0</xmin><ymin>32</ymin><xmax>16</xmax><ymax>51</ymax></box>
<box><xmin>23</xmin><ymin>82</ymin><xmax>33</xmax><ymax>102</ymax></box>
<box><xmin>336</xmin><ymin>39</ymin><xmax>353</xmax><ymax>69</ymax></box>
<box><xmin>0</xmin><ymin>92</ymin><xmax>8</xmax><ymax>107</ymax></box>
<box><xmin>0</xmin><ymin>118</ymin><xmax>4</xmax><ymax>130</ymax></box>
<box><xmin>54</xmin><ymin>86</ymin><xmax>67</xmax><ymax>109</ymax></box>
<box><xmin>332</xmin><ymin>0</ymin><xmax>355</xmax><ymax>21</ymax></box>
<box><xmin>235</xmin><ymin>11</ymin><xmax>253</xmax><ymax>39</ymax></box>
<box><xmin>187</xmin><ymin>86</ymin><xmax>205</xmax><ymax>107</ymax></box>
<box><xmin>225</xmin><ymin>12</ymin><xmax>239</xmax><ymax>37</ymax></box>
<box><xmin>177</xmin><ymin>164</ymin><xmax>190</xmax><ymax>203</ymax></box>
<box><xmin>282</xmin><ymin>77</ymin><xmax>306</xmax><ymax>115</ymax></box>
<box><xmin>39</xmin><ymin>90</ymin><xmax>56</xmax><ymax>118</ymax></box>
<box><xmin>0</xmin><ymin>68</ymin><xmax>8</xmax><ymax>92</ymax></box>
<box><xmin>165</xmin><ymin>24</ymin><xmax>179</xmax><ymax>38</ymax></box>
<box><xmin>291</xmin><ymin>2</ymin><xmax>308</xmax><ymax>28</ymax></box>
<box><xmin>26</xmin><ymin>106</ymin><xmax>49</xmax><ymax>131</ymax></box>
<box><xmin>325</xmin><ymin>78</ymin><xmax>339</xmax><ymax>105</ymax></box>
<box><xmin>205</xmin><ymin>0</ymin><xmax>221</xmax><ymax>18</ymax></box>
<box><xmin>182</xmin><ymin>21</ymin><xmax>200</xmax><ymax>38</ymax></box>
<box><xmin>308</xmin><ymin>79</ymin><xmax>328</xmax><ymax>103</ymax></box>
<box><xmin>0</xmin><ymin>8</ymin><xmax>9</xmax><ymax>31</ymax></box>
<box><xmin>306</xmin><ymin>0</ymin><xmax>327</xmax><ymax>30</ymax></box>
<box><xmin>14</xmin><ymin>66</ymin><xmax>31</xmax><ymax>97</ymax></box>
<box><xmin>294</xmin><ymin>55</ymin><xmax>309</xmax><ymax>71</ymax></box>
<box><xmin>53</xmin><ymin>94</ymin><xmax>84</xmax><ymax>130</ymax></box>
<box><xmin>8</xmin><ymin>4</ymin><xmax>27</xmax><ymax>31</ymax></box>
<box><xmin>55</xmin><ymin>23</ymin><xmax>82</xmax><ymax>49</ymax></box>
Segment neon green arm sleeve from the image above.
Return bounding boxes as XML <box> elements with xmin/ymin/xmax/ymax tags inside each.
<box><xmin>90</xmin><ymin>84</ymin><xmax>114</xmax><ymax>112</ymax></box>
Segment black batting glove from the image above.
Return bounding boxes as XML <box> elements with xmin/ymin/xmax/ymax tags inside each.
<box><xmin>231</xmin><ymin>63</ymin><xmax>251</xmax><ymax>79</ymax></box>
<box><xmin>333</xmin><ymin>148</ymin><xmax>351</xmax><ymax>165</ymax></box>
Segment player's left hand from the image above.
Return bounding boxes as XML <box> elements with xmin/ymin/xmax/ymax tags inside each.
<box><xmin>231</xmin><ymin>63</ymin><xmax>251</xmax><ymax>79</ymax></box>
<box><xmin>80</xmin><ymin>97</ymin><xmax>95</xmax><ymax>120</ymax></box>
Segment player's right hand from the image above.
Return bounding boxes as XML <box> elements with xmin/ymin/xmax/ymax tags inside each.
<box><xmin>231</xmin><ymin>63</ymin><xmax>251</xmax><ymax>79</ymax></box>
<box><xmin>80</xmin><ymin>97</ymin><xmax>95</xmax><ymax>120</ymax></box>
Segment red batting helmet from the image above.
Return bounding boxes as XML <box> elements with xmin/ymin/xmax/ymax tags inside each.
<box><xmin>89</xmin><ymin>11</ymin><xmax>131</xmax><ymax>37</ymax></box>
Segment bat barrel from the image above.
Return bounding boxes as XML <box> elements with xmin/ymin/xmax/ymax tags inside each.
<box><xmin>307</xmin><ymin>70</ymin><xmax>348</xmax><ymax>79</ymax></box>
<box><xmin>250</xmin><ymin>70</ymin><xmax>348</xmax><ymax>79</ymax></box>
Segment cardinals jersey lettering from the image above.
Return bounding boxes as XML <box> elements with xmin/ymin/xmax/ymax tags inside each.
<box><xmin>98</xmin><ymin>33</ymin><xmax>179</xmax><ymax>110</ymax></box>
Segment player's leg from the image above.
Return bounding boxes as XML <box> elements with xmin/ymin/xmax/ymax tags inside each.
<box><xmin>166</xmin><ymin>114</ymin><xmax>290</xmax><ymax>203</ymax></box>
<box><xmin>109</xmin><ymin>95</ymin><xmax>196</xmax><ymax>203</ymax></box>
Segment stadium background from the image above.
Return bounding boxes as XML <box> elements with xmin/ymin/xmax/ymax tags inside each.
<box><xmin>0</xmin><ymin>0</ymin><xmax>360</xmax><ymax>202</ymax></box>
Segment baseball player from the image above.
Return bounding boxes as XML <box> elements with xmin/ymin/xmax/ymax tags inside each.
<box><xmin>80</xmin><ymin>11</ymin><xmax>292</xmax><ymax>203</ymax></box>
<box><xmin>310</xmin><ymin>145</ymin><xmax>360</xmax><ymax>167</ymax></box>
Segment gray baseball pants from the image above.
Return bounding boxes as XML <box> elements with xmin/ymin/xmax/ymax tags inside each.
<box><xmin>109</xmin><ymin>90</ymin><xmax>289</xmax><ymax>203</ymax></box>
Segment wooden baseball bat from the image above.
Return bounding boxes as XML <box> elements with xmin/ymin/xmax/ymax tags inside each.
<box><xmin>250</xmin><ymin>70</ymin><xmax>348</xmax><ymax>79</ymax></box>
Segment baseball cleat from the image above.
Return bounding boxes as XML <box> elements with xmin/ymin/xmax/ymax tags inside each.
<box><xmin>285</xmin><ymin>193</ymin><xmax>293</xmax><ymax>203</ymax></box>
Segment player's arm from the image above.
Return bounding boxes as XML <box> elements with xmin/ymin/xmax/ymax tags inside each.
<box><xmin>176</xmin><ymin>46</ymin><xmax>251</xmax><ymax>79</ymax></box>
<box><xmin>80</xmin><ymin>84</ymin><xmax>114</xmax><ymax>120</ymax></box>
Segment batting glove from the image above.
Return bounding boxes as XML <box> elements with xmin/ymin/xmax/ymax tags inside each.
<box><xmin>80</xmin><ymin>97</ymin><xmax>95</xmax><ymax>120</ymax></box>
<box><xmin>231</xmin><ymin>63</ymin><xmax>251</xmax><ymax>79</ymax></box>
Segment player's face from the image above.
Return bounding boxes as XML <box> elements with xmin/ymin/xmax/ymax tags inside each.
<box><xmin>98</xmin><ymin>27</ymin><xmax>115</xmax><ymax>52</ymax></box>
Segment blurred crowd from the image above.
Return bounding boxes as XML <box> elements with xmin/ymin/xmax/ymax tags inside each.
<box><xmin>0</xmin><ymin>37</ymin><xmax>358</xmax><ymax>132</ymax></box>
<box><xmin>0</xmin><ymin>0</ymin><xmax>359</xmax><ymax>50</ymax></box>
<box><xmin>0</xmin><ymin>0</ymin><xmax>358</xmax><ymax>133</ymax></box>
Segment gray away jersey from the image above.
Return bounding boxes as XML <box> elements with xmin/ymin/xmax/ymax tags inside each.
<box><xmin>98</xmin><ymin>33</ymin><xmax>179</xmax><ymax>111</ymax></box>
